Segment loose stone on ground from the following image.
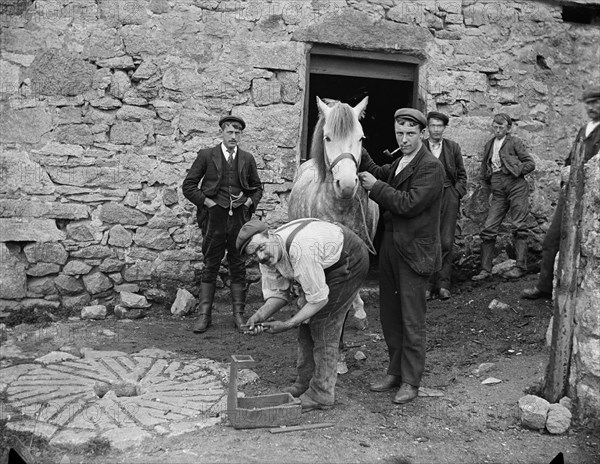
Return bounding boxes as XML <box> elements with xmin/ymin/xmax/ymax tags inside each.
<box><xmin>519</xmin><ymin>394</ymin><xmax>550</xmax><ymax>430</ymax></box>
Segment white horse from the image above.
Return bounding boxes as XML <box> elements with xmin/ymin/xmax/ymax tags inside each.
<box><xmin>289</xmin><ymin>97</ymin><xmax>379</xmax><ymax>370</ymax></box>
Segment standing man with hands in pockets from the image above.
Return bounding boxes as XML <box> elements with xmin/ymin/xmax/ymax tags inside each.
<box><xmin>358</xmin><ymin>108</ymin><xmax>445</xmax><ymax>405</ymax></box>
<box><xmin>423</xmin><ymin>111</ymin><xmax>467</xmax><ymax>301</ymax></box>
<box><xmin>183</xmin><ymin>115</ymin><xmax>263</xmax><ymax>334</ymax></box>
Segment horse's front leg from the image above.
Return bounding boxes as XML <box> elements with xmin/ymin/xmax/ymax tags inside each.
<box><xmin>350</xmin><ymin>292</ymin><xmax>368</xmax><ymax>330</ymax></box>
<box><xmin>337</xmin><ymin>292</ymin><xmax>368</xmax><ymax>375</ymax></box>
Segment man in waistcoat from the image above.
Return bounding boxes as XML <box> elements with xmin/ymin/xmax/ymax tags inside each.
<box><xmin>183</xmin><ymin>115</ymin><xmax>263</xmax><ymax>333</ymax></box>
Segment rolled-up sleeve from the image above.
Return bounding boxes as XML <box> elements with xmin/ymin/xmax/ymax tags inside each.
<box><xmin>292</xmin><ymin>253</ymin><xmax>329</xmax><ymax>304</ymax></box>
<box><xmin>260</xmin><ymin>264</ymin><xmax>293</xmax><ymax>302</ymax></box>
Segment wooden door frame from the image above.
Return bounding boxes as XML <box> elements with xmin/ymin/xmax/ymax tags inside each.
<box><xmin>300</xmin><ymin>45</ymin><xmax>422</xmax><ymax>160</ymax></box>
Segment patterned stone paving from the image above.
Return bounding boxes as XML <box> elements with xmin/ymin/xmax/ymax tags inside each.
<box><xmin>0</xmin><ymin>349</ymin><xmax>250</xmax><ymax>449</ymax></box>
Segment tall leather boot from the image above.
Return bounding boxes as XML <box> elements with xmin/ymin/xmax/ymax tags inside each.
<box><xmin>506</xmin><ymin>238</ymin><xmax>528</xmax><ymax>279</ymax></box>
<box><xmin>193</xmin><ymin>282</ymin><xmax>216</xmax><ymax>333</ymax></box>
<box><xmin>472</xmin><ymin>240</ymin><xmax>495</xmax><ymax>281</ymax></box>
<box><xmin>230</xmin><ymin>282</ymin><xmax>246</xmax><ymax>332</ymax></box>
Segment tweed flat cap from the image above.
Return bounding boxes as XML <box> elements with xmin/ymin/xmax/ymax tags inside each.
<box><xmin>394</xmin><ymin>108</ymin><xmax>427</xmax><ymax>129</ymax></box>
<box><xmin>219</xmin><ymin>115</ymin><xmax>246</xmax><ymax>130</ymax></box>
<box><xmin>236</xmin><ymin>218</ymin><xmax>268</xmax><ymax>255</ymax></box>
<box><xmin>493</xmin><ymin>113</ymin><xmax>512</xmax><ymax>126</ymax></box>
<box><xmin>427</xmin><ymin>111</ymin><xmax>450</xmax><ymax>125</ymax></box>
<box><xmin>582</xmin><ymin>86</ymin><xmax>600</xmax><ymax>102</ymax></box>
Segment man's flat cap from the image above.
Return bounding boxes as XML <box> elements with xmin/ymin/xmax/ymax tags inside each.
<box><xmin>219</xmin><ymin>115</ymin><xmax>246</xmax><ymax>130</ymax></box>
<box><xmin>427</xmin><ymin>111</ymin><xmax>449</xmax><ymax>125</ymax></box>
<box><xmin>493</xmin><ymin>113</ymin><xmax>512</xmax><ymax>126</ymax></box>
<box><xmin>236</xmin><ymin>218</ymin><xmax>268</xmax><ymax>255</ymax></box>
<box><xmin>582</xmin><ymin>86</ymin><xmax>600</xmax><ymax>102</ymax></box>
<box><xmin>394</xmin><ymin>108</ymin><xmax>427</xmax><ymax>128</ymax></box>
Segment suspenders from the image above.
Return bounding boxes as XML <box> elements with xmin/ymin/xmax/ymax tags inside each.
<box><xmin>277</xmin><ymin>219</ymin><xmax>346</xmax><ymax>274</ymax></box>
<box><xmin>275</xmin><ymin>219</ymin><xmax>318</xmax><ymax>254</ymax></box>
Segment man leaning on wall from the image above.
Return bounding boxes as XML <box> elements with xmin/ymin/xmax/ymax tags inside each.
<box><xmin>472</xmin><ymin>113</ymin><xmax>535</xmax><ymax>282</ymax></box>
<box><xmin>182</xmin><ymin>115</ymin><xmax>263</xmax><ymax>333</ymax></box>
<box><xmin>522</xmin><ymin>85</ymin><xmax>600</xmax><ymax>300</ymax></box>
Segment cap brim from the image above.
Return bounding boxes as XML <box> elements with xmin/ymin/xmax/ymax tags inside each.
<box><xmin>219</xmin><ymin>117</ymin><xmax>246</xmax><ymax>130</ymax></box>
<box><xmin>238</xmin><ymin>237</ymin><xmax>253</xmax><ymax>256</ymax></box>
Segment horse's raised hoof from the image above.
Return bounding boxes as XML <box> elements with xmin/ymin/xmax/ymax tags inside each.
<box><xmin>352</xmin><ymin>316</ymin><xmax>368</xmax><ymax>331</ymax></box>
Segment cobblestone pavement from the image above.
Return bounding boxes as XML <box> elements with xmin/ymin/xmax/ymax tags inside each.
<box><xmin>1</xmin><ymin>347</ymin><xmax>255</xmax><ymax>450</ymax></box>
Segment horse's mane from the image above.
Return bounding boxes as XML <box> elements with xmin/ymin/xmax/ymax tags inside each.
<box><xmin>310</xmin><ymin>101</ymin><xmax>358</xmax><ymax>181</ymax></box>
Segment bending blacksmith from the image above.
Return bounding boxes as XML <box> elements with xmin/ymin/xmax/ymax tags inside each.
<box><xmin>237</xmin><ymin>218</ymin><xmax>369</xmax><ymax>412</ymax></box>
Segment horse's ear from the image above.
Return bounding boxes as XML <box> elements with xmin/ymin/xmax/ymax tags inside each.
<box><xmin>353</xmin><ymin>96</ymin><xmax>369</xmax><ymax>120</ymax></box>
<box><xmin>316</xmin><ymin>97</ymin><xmax>331</xmax><ymax>118</ymax></box>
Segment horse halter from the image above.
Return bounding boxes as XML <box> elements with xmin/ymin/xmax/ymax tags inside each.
<box><xmin>327</xmin><ymin>152</ymin><xmax>358</xmax><ymax>173</ymax></box>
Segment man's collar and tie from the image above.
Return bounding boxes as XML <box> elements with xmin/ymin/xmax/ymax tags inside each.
<box><xmin>221</xmin><ymin>143</ymin><xmax>237</xmax><ymax>164</ymax></box>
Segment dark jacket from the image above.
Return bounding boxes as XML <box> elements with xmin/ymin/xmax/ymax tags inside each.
<box><xmin>360</xmin><ymin>145</ymin><xmax>445</xmax><ymax>276</ymax></box>
<box><xmin>423</xmin><ymin>138</ymin><xmax>468</xmax><ymax>198</ymax></box>
<box><xmin>481</xmin><ymin>134</ymin><xmax>535</xmax><ymax>182</ymax></box>
<box><xmin>182</xmin><ymin>145</ymin><xmax>263</xmax><ymax>226</ymax></box>
<box><xmin>565</xmin><ymin>122</ymin><xmax>600</xmax><ymax>166</ymax></box>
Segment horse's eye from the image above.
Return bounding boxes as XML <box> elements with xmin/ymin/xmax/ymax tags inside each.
<box><xmin>324</xmin><ymin>136</ymin><xmax>331</xmax><ymax>142</ymax></box>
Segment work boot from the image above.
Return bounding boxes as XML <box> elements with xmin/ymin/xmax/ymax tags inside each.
<box><xmin>472</xmin><ymin>240</ymin><xmax>494</xmax><ymax>281</ymax></box>
<box><xmin>282</xmin><ymin>383</ymin><xmax>309</xmax><ymax>398</ymax></box>
<box><xmin>192</xmin><ymin>282</ymin><xmax>216</xmax><ymax>333</ymax></box>
<box><xmin>521</xmin><ymin>287</ymin><xmax>552</xmax><ymax>300</ymax></box>
<box><xmin>230</xmin><ymin>282</ymin><xmax>246</xmax><ymax>332</ymax></box>
<box><xmin>392</xmin><ymin>383</ymin><xmax>419</xmax><ymax>404</ymax></box>
<box><xmin>505</xmin><ymin>238</ymin><xmax>528</xmax><ymax>279</ymax></box>
<box><xmin>438</xmin><ymin>288</ymin><xmax>451</xmax><ymax>300</ymax></box>
<box><xmin>369</xmin><ymin>374</ymin><xmax>401</xmax><ymax>392</ymax></box>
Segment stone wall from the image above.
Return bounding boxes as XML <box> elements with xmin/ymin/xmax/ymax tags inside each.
<box><xmin>1</xmin><ymin>0</ymin><xmax>599</xmax><ymax>317</ymax></box>
<box><xmin>569</xmin><ymin>154</ymin><xmax>600</xmax><ymax>424</ymax></box>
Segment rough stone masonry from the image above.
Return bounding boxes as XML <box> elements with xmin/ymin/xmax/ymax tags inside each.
<box><xmin>0</xmin><ymin>0</ymin><xmax>599</xmax><ymax>415</ymax></box>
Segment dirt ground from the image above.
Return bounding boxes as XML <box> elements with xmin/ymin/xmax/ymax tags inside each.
<box><xmin>1</xmin><ymin>273</ymin><xmax>599</xmax><ymax>464</ymax></box>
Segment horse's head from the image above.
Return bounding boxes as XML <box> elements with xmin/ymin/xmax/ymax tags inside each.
<box><xmin>315</xmin><ymin>96</ymin><xmax>369</xmax><ymax>199</ymax></box>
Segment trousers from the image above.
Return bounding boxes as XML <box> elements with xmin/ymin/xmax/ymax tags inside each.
<box><xmin>379</xmin><ymin>232</ymin><xmax>429</xmax><ymax>387</ymax></box>
<box><xmin>201</xmin><ymin>205</ymin><xmax>247</xmax><ymax>284</ymax></box>
<box><xmin>480</xmin><ymin>172</ymin><xmax>530</xmax><ymax>241</ymax></box>
<box><xmin>536</xmin><ymin>190</ymin><xmax>565</xmax><ymax>293</ymax></box>
<box><xmin>295</xmin><ymin>226</ymin><xmax>369</xmax><ymax>406</ymax></box>
<box><xmin>429</xmin><ymin>185</ymin><xmax>460</xmax><ymax>291</ymax></box>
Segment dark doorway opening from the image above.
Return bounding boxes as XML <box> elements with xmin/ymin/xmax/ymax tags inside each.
<box><xmin>562</xmin><ymin>4</ymin><xmax>600</xmax><ymax>25</ymax></box>
<box><xmin>306</xmin><ymin>74</ymin><xmax>414</xmax><ymax>165</ymax></box>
